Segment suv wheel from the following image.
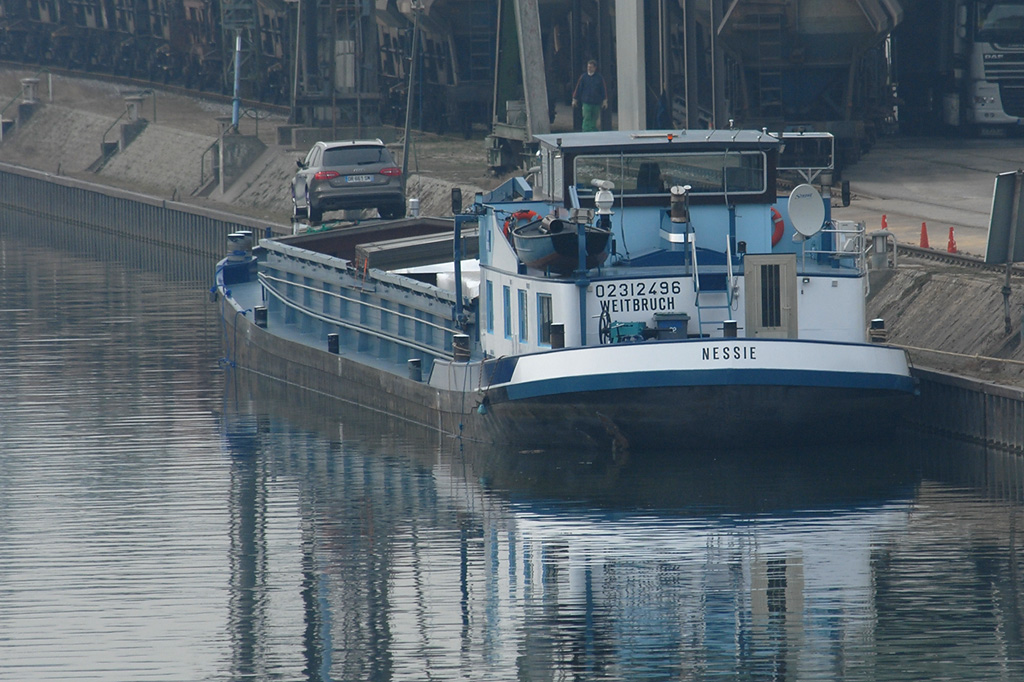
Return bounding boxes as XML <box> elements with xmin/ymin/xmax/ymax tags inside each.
<box><xmin>306</xmin><ymin>188</ymin><xmax>323</xmax><ymax>223</ymax></box>
<box><xmin>308</xmin><ymin>203</ymin><xmax>324</xmax><ymax>223</ymax></box>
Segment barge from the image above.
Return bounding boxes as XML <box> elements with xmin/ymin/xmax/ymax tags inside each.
<box><xmin>215</xmin><ymin>129</ymin><xmax>916</xmax><ymax>452</ymax></box>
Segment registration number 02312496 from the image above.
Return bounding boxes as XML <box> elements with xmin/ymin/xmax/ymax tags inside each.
<box><xmin>593</xmin><ymin>279</ymin><xmax>684</xmax><ymax>299</ymax></box>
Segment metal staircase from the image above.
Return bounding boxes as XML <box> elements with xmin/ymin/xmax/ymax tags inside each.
<box><xmin>691</xmin><ymin>238</ymin><xmax>738</xmax><ymax>337</ymax></box>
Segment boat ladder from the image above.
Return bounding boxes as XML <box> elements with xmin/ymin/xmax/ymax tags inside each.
<box><xmin>691</xmin><ymin>237</ymin><xmax>737</xmax><ymax>337</ymax></box>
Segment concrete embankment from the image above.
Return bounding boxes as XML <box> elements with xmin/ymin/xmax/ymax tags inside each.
<box><xmin>0</xmin><ymin>69</ymin><xmax>492</xmax><ymax>222</ymax></box>
<box><xmin>868</xmin><ymin>258</ymin><xmax>1024</xmax><ymax>385</ymax></box>
<box><xmin>866</xmin><ymin>259</ymin><xmax>1024</xmax><ymax>450</ymax></box>
<box><xmin>4</xmin><ymin>69</ymin><xmax>1024</xmax><ymax>449</ymax></box>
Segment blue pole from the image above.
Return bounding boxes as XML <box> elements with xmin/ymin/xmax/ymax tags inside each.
<box><xmin>231</xmin><ymin>32</ymin><xmax>241</xmax><ymax>128</ymax></box>
<box><xmin>454</xmin><ymin>215</ymin><xmax>464</xmax><ymax>322</ymax></box>
<box><xmin>576</xmin><ymin>221</ymin><xmax>588</xmax><ymax>345</ymax></box>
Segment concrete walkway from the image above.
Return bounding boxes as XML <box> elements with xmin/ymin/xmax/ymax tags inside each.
<box><xmin>833</xmin><ymin>134</ymin><xmax>1024</xmax><ymax>257</ymax></box>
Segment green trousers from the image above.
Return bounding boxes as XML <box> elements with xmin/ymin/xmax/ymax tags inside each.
<box><xmin>581</xmin><ymin>103</ymin><xmax>601</xmax><ymax>132</ymax></box>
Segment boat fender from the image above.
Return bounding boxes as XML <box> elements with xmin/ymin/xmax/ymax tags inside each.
<box><xmin>503</xmin><ymin>210</ymin><xmax>539</xmax><ymax>239</ymax></box>
<box><xmin>771</xmin><ymin>207</ymin><xmax>785</xmax><ymax>247</ymax></box>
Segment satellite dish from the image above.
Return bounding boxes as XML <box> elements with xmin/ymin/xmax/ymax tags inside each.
<box><xmin>788</xmin><ymin>183</ymin><xmax>825</xmax><ymax>238</ymax></box>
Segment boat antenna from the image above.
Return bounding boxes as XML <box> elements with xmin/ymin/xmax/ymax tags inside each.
<box><xmin>594</xmin><ymin>179</ymin><xmax>614</xmax><ymax>229</ymax></box>
<box><xmin>593</xmin><ymin>179</ymin><xmax>624</xmax><ymax>257</ymax></box>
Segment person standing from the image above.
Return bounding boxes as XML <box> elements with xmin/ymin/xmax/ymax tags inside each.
<box><xmin>572</xmin><ymin>60</ymin><xmax>608</xmax><ymax>132</ymax></box>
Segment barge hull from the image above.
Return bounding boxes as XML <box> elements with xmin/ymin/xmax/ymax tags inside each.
<box><xmin>478</xmin><ymin>386</ymin><xmax>911</xmax><ymax>451</ymax></box>
<box><xmin>220</xmin><ymin>292</ymin><xmax>912</xmax><ymax>452</ymax></box>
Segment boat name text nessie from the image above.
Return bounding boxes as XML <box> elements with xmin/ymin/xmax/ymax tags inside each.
<box><xmin>702</xmin><ymin>345</ymin><xmax>758</xmax><ymax>361</ymax></box>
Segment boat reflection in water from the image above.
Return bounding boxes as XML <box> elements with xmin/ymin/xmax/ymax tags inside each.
<box><xmin>221</xmin><ymin>370</ymin><xmax>945</xmax><ymax>681</ymax></box>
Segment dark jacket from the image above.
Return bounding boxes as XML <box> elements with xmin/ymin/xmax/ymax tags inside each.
<box><xmin>573</xmin><ymin>72</ymin><xmax>607</xmax><ymax>105</ymax></box>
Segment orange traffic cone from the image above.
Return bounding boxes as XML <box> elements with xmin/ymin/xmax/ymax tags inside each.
<box><xmin>881</xmin><ymin>214</ymin><xmax>888</xmax><ymax>229</ymax></box>
<box><xmin>947</xmin><ymin>226</ymin><xmax>957</xmax><ymax>254</ymax></box>
<box><xmin>920</xmin><ymin>222</ymin><xmax>930</xmax><ymax>249</ymax></box>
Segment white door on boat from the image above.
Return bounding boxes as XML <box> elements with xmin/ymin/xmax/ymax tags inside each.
<box><xmin>744</xmin><ymin>254</ymin><xmax>797</xmax><ymax>339</ymax></box>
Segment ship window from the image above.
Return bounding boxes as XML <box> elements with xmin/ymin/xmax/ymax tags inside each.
<box><xmin>503</xmin><ymin>285</ymin><xmax>512</xmax><ymax>339</ymax></box>
<box><xmin>537</xmin><ymin>293</ymin><xmax>552</xmax><ymax>345</ymax></box>
<box><xmin>518</xmin><ymin>289</ymin><xmax>529</xmax><ymax>342</ymax></box>
<box><xmin>760</xmin><ymin>263</ymin><xmax>782</xmax><ymax>327</ymax></box>
<box><xmin>551</xmin><ymin>151</ymin><xmax>563</xmax><ymax>201</ymax></box>
<box><xmin>976</xmin><ymin>2</ymin><xmax>1024</xmax><ymax>42</ymax></box>
<box><xmin>538</xmin><ymin>148</ymin><xmax>564</xmax><ymax>201</ymax></box>
<box><xmin>485</xmin><ymin>280</ymin><xmax>494</xmax><ymax>333</ymax></box>
<box><xmin>573</xmin><ymin>151</ymin><xmax>766</xmax><ymax>199</ymax></box>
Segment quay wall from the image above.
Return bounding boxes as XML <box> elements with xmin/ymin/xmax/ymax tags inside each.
<box><xmin>0</xmin><ymin>162</ymin><xmax>289</xmax><ymax>279</ymax></box>
<box><xmin>909</xmin><ymin>368</ymin><xmax>1024</xmax><ymax>452</ymax></box>
<box><xmin>866</xmin><ymin>257</ymin><xmax>1024</xmax><ymax>450</ymax></box>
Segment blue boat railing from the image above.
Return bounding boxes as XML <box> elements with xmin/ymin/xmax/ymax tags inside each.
<box><xmin>796</xmin><ymin>220</ymin><xmax>867</xmax><ymax>275</ymax></box>
<box><xmin>258</xmin><ymin>272</ymin><xmax>458</xmax><ymax>361</ymax></box>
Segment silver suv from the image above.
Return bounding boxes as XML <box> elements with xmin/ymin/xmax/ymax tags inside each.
<box><xmin>291</xmin><ymin>139</ymin><xmax>406</xmax><ymax>222</ymax></box>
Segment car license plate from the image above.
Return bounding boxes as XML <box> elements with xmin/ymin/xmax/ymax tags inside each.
<box><xmin>345</xmin><ymin>174</ymin><xmax>373</xmax><ymax>183</ymax></box>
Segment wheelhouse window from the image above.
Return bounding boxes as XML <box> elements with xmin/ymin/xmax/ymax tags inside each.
<box><xmin>518</xmin><ymin>289</ymin><xmax>529</xmax><ymax>342</ymax></box>
<box><xmin>573</xmin><ymin>151</ymin><xmax>767</xmax><ymax>199</ymax></box>
<box><xmin>485</xmin><ymin>280</ymin><xmax>494</xmax><ymax>333</ymax></box>
<box><xmin>537</xmin><ymin>293</ymin><xmax>552</xmax><ymax>345</ymax></box>
<box><xmin>976</xmin><ymin>2</ymin><xmax>1024</xmax><ymax>42</ymax></box>
<box><xmin>503</xmin><ymin>285</ymin><xmax>512</xmax><ymax>339</ymax></box>
<box><xmin>539</xmin><ymin>147</ymin><xmax>564</xmax><ymax>201</ymax></box>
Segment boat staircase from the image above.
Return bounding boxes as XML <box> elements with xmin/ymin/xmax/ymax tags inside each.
<box><xmin>691</xmin><ymin>238</ymin><xmax>737</xmax><ymax>337</ymax></box>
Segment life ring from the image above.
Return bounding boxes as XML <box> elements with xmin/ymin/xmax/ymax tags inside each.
<box><xmin>503</xmin><ymin>209</ymin><xmax>539</xmax><ymax>238</ymax></box>
<box><xmin>770</xmin><ymin>207</ymin><xmax>785</xmax><ymax>246</ymax></box>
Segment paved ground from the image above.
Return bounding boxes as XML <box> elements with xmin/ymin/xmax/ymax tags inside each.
<box><xmin>833</xmin><ymin>135</ymin><xmax>1024</xmax><ymax>257</ymax></box>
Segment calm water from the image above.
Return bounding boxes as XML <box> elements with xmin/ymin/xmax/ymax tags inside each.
<box><xmin>2</xmin><ymin>219</ymin><xmax>1024</xmax><ymax>681</ymax></box>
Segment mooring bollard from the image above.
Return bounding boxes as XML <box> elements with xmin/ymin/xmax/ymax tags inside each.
<box><xmin>550</xmin><ymin>323</ymin><xmax>565</xmax><ymax>349</ymax></box>
<box><xmin>869</xmin><ymin>318</ymin><xmax>888</xmax><ymax>343</ymax></box>
<box><xmin>453</xmin><ymin>334</ymin><xmax>470</xmax><ymax>362</ymax></box>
